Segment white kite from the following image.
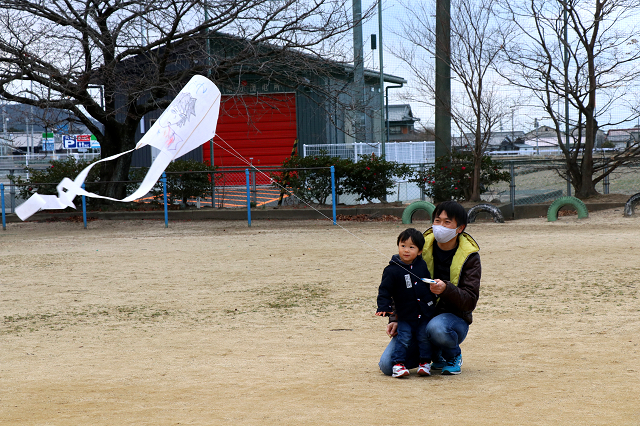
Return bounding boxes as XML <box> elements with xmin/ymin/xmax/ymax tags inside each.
<box><xmin>15</xmin><ymin>75</ymin><xmax>221</xmax><ymax>221</ymax></box>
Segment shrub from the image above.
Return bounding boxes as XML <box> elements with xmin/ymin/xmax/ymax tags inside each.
<box><xmin>144</xmin><ymin>159</ymin><xmax>218</xmax><ymax>205</ymax></box>
<box><xmin>270</xmin><ymin>151</ymin><xmax>351</xmax><ymax>205</ymax></box>
<box><xmin>126</xmin><ymin>166</ymin><xmax>151</xmax><ymax>198</ymax></box>
<box><xmin>6</xmin><ymin>157</ymin><xmax>101</xmax><ymax>205</ymax></box>
<box><xmin>410</xmin><ymin>151</ymin><xmax>511</xmax><ymax>201</ymax></box>
<box><xmin>343</xmin><ymin>153</ymin><xmax>413</xmax><ymax>203</ymax></box>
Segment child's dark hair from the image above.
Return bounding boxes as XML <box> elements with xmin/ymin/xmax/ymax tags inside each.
<box><xmin>397</xmin><ymin>228</ymin><xmax>425</xmax><ymax>251</ymax></box>
<box><xmin>432</xmin><ymin>200</ymin><xmax>468</xmax><ymax>229</ymax></box>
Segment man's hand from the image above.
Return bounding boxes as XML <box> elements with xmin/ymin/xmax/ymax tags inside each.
<box><xmin>375</xmin><ymin>312</ymin><xmax>392</xmax><ymax>317</ymax></box>
<box><xmin>430</xmin><ymin>279</ymin><xmax>447</xmax><ymax>295</ymax></box>
<box><xmin>386</xmin><ymin>322</ymin><xmax>398</xmax><ymax>338</ymax></box>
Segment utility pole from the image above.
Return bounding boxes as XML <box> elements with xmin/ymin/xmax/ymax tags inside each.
<box><xmin>1</xmin><ymin>105</ymin><xmax>6</xmax><ymax>157</ymax></box>
<box><xmin>353</xmin><ymin>0</ymin><xmax>365</xmax><ymax>144</ymax></box>
<box><xmin>435</xmin><ymin>0</ymin><xmax>451</xmax><ymax>159</ymax></box>
<box><xmin>535</xmin><ymin>118</ymin><xmax>539</xmax><ymax>155</ymax></box>
<box><xmin>204</xmin><ymin>4</ymin><xmax>214</xmax><ymax>168</ymax></box>
<box><xmin>25</xmin><ymin>109</ymin><xmax>30</xmax><ymax>177</ymax></box>
<box><xmin>139</xmin><ymin>4</ymin><xmax>147</xmax><ymax>135</ymax></box>
<box><xmin>563</xmin><ymin>3</ymin><xmax>571</xmax><ymax>196</ymax></box>
<box><xmin>378</xmin><ymin>0</ymin><xmax>385</xmax><ymax>158</ymax></box>
<box><xmin>511</xmin><ymin>108</ymin><xmax>514</xmax><ymax>143</ymax></box>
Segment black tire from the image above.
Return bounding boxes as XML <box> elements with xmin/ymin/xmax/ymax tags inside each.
<box><xmin>624</xmin><ymin>192</ymin><xmax>640</xmax><ymax>217</ymax></box>
<box><xmin>547</xmin><ymin>196</ymin><xmax>589</xmax><ymax>222</ymax></box>
<box><xmin>467</xmin><ymin>203</ymin><xmax>505</xmax><ymax>223</ymax></box>
<box><xmin>401</xmin><ymin>201</ymin><xmax>436</xmax><ymax>224</ymax></box>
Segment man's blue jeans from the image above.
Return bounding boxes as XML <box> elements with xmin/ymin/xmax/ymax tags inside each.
<box><xmin>378</xmin><ymin>313</ymin><xmax>469</xmax><ymax>376</ymax></box>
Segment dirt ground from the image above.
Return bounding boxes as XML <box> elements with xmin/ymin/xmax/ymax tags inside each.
<box><xmin>1</xmin><ymin>208</ymin><xmax>639</xmax><ymax>425</ymax></box>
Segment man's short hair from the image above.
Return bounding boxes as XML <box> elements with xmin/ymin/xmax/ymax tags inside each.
<box><xmin>397</xmin><ymin>228</ymin><xmax>426</xmax><ymax>251</ymax></box>
<box><xmin>432</xmin><ymin>200</ymin><xmax>468</xmax><ymax>229</ymax></box>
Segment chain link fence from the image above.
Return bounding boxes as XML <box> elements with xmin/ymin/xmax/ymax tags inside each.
<box><xmin>332</xmin><ymin>158</ymin><xmax>640</xmax><ymax>206</ymax></box>
<box><xmin>488</xmin><ymin>159</ymin><xmax>640</xmax><ymax>206</ymax></box>
<box><xmin>2</xmin><ymin>157</ymin><xmax>638</xmax><ymax>214</ymax></box>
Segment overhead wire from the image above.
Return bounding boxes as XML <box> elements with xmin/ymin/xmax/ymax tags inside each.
<box><xmin>212</xmin><ymin>134</ymin><xmax>430</xmax><ymax>282</ymax></box>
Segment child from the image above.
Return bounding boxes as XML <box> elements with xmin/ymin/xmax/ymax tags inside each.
<box><xmin>376</xmin><ymin>228</ymin><xmax>437</xmax><ymax>378</ymax></box>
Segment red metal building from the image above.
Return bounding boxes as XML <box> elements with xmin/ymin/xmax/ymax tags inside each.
<box><xmin>204</xmin><ymin>93</ymin><xmax>297</xmax><ymax>168</ymax></box>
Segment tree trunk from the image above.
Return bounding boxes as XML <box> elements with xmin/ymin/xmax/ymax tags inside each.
<box><xmin>99</xmin><ymin>124</ymin><xmax>136</xmax><ymax>200</ymax></box>
<box><xmin>469</xmin><ymin>156</ymin><xmax>482</xmax><ymax>202</ymax></box>
<box><xmin>469</xmin><ymin>130</ymin><xmax>483</xmax><ymax>202</ymax></box>
<box><xmin>572</xmin><ymin>107</ymin><xmax>600</xmax><ymax>198</ymax></box>
<box><xmin>104</xmin><ymin>152</ymin><xmax>134</xmax><ymax>199</ymax></box>
<box><xmin>575</xmin><ymin>160</ymin><xmax>599</xmax><ymax>198</ymax></box>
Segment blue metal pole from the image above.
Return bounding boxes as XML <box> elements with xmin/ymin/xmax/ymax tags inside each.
<box><xmin>162</xmin><ymin>172</ymin><xmax>169</xmax><ymax>228</ymax></box>
<box><xmin>245</xmin><ymin>169</ymin><xmax>251</xmax><ymax>227</ymax></box>
<box><xmin>81</xmin><ymin>183</ymin><xmax>87</xmax><ymax>229</ymax></box>
<box><xmin>330</xmin><ymin>166</ymin><xmax>337</xmax><ymax>225</ymax></box>
<box><xmin>1</xmin><ymin>183</ymin><xmax>6</xmax><ymax>231</ymax></box>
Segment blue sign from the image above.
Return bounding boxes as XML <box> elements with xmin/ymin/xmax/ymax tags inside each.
<box><xmin>62</xmin><ymin>135</ymin><xmax>92</xmax><ymax>149</ymax></box>
<box><xmin>63</xmin><ymin>135</ymin><xmax>76</xmax><ymax>148</ymax></box>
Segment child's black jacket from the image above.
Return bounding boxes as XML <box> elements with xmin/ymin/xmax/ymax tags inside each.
<box><xmin>376</xmin><ymin>254</ymin><xmax>437</xmax><ymax>321</ymax></box>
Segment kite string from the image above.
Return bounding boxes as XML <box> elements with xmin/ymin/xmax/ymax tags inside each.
<box><xmin>211</xmin><ymin>136</ymin><xmax>427</xmax><ymax>282</ymax></box>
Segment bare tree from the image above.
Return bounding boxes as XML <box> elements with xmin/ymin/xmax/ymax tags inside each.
<box><xmin>392</xmin><ymin>0</ymin><xmax>512</xmax><ymax>201</ymax></box>
<box><xmin>497</xmin><ymin>0</ymin><xmax>640</xmax><ymax>198</ymax></box>
<box><xmin>0</xmin><ymin>0</ymin><xmax>359</xmax><ymax>199</ymax></box>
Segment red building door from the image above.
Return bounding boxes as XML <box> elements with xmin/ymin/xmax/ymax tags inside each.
<box><xmin>203</xmin><ymin>93</ymin><xmax>297</xmax><ymax>174</ymax></box>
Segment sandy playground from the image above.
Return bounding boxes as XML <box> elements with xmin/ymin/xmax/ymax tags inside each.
<box><xmin>1</xmin><ymin>208</ymin><xmax>639</xmax><ymax>425</ymax></box>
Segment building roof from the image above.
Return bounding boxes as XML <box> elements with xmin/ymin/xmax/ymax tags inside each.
<box><xmin>453</xmin><ymin>130</ymin><xmax>525</xmax><ymax>148</ymax></box>
<box><xmin>524</xmin><ymin>126</ymin><xmax>564</xmax><ymax>139</ymax></box>
<box><xmin>1</xmin><ymin>133</ymin><xmax>43</xmax><ymax>148</ymax></box>
<box><xmin>513</xmin><ymin>143</ymin><xmax>533</xmax><ymax>149</ymax></box>
<box><xmin>343</xmin><ymin>68</ymin><xmax>407</xmax><ymax>85</ymax></box>
<box><xmin>386</xmin><ymin>104</ymin><xmax>420</xmax><ymax>123</ymax></box>
<box><xmin>606</xmin><ymin>128</ymin><xmax>638</xmax><ymax>142</ymax></box>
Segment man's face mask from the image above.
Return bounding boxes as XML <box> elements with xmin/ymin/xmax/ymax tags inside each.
<box><xmin>432</xmin><ymin>225</ymin><xmax>460</xmax><ymax>244</ymax></box>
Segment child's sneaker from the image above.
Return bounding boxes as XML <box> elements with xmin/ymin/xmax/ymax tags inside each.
<box><xmin>417</xmin><ymin>362</ymin><xmax>431</xmax><ymax>376</ymax></box>
<box><xmin>392</xmin><ymin>363</ymin><xmax>410</xmax><ymax>378</ymax></box>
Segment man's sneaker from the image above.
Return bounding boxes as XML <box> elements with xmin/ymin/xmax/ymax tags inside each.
<box><xmin>392</xmin><ymin>364</ymin><xmax>410</xmax><ymax>378</ymax></box>
<box><xmin>417</xmin><ymin>363</ymin><xmax>431</xmax><ymax>376</ymax></box>
<box><xmin>441</xmin><ymin>355</ymin><xmax>463</xmax><ymax>375</ymax></box>
<box><xmin>431</xmin><ymin>355</ymin><xmax>447</xmax><ymax>370</ymax></box>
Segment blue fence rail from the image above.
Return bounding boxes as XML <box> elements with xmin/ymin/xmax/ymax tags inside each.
<box><xmin>1</xmin><ymin>160</ymin><xmax>637</xmax><ymax>229</ymax></box>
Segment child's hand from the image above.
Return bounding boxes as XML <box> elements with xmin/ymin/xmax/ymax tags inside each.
<box><xmin>386</xmin><ymin>322</ymin><xmax>398</xmax><ymax>337</ymax></box>
<box><xmin>375</xmin><ymin>311</ymin><xmax>392</xmax><ymax>317</ymax></box>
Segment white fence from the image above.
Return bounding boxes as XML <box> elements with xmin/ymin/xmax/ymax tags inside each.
<box><xmin>0</xmin><ymin>153</ymin><xmax>102</xmax><ymax>184</ymax></box>
<box><xmin>486</xmin><ymin>147</ymin><xmax>619</xmax><ymax>157</ymax></box>
<box><xmin>0</xmin><ymin>152</ymin><xmax>101</xmax><ymax>169</ymax></box>
<box><xmin>303</xmin><ymin>142</ymin><xmax>436</xmax><ymax>164</ymax></box>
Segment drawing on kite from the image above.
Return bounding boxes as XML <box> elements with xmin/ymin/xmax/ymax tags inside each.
<box><xmin>186</xmin><ymin>79</ymin><xmax>209</xmax><ymax>95</ymax></box>
<box><xmin>156</xmin><ymin>92</ymin><xmax>198</xmax><ymax>151</ymax></box>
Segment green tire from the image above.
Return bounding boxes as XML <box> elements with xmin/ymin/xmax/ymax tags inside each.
<box><xmin>547</xmin><ymin>196</ymin><xmax>589</xmax><ymax>222</ymax></box>
<box><xmin>402</xmin><ymin>201</ymin><xmax>436</xmax><ymax>224</ymax></box>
